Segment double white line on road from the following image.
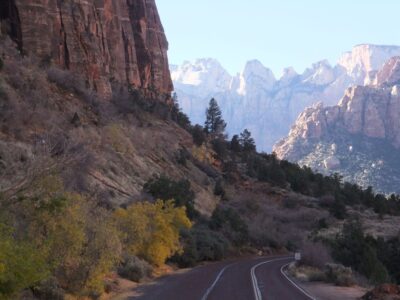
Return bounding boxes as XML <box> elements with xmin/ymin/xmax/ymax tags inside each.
<box><xmin>250</xmin><ymin>257</ymin><xmax>292</xmax><ymax>300</ymax></box>
<box><xmin>202</xmin><ymin>256</ymin><xmax>316</xmax><ymax>300</ymax></box>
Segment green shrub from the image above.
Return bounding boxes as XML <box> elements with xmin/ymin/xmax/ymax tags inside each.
<box><xmin>144</xmin><ymin>174</ymin><xmax>198</xmax><ymax>219</ymax></box>
<box><xmin>331</xmin><ymin>220</ymin><xmax>390</xmax><ymax>284</ymax></box>
<box><xmin>377</xmin><ymin>236</ymin><xmax>400</xmax><ymax>284</ymax></box>
<box><xmin>239</xmin><ymin>129</ymin><xmax>256</xmax><ymax>153</ymax></box>
<box><xmin>214</xmin><ymin>179</ymin><xmax>225</xmax><ymax>198</ymax></box>
<box><xmin>211</xmin><ymin>137</ymin><xmax>228</xmax><ymax>160</ymax></box>
<box><xmin>317</xmin><ymin>218</ymin><xmax>328</xmax><ymax>229</ymax></box>
<box><xmin>176</xmin><ymin>149</ymin><xmax>189</xmax><ymax>166</ymax></box>
<box><xmin>171</xmin><ymin>93</ymin><xmax>191</xmax><ymax>129</ymax></box>
<box><xmin>172</xmin><ymin>227</ymin><xmax>230</xmax><ymax>267</ymax></box>
<box><xmin>329</xmin><ymin>198</ymin><xmax>347</xmax><ymax>219</ymax></box>
<box><xmin>196</xmin><ymin>228</ymin><xmax>230</xmax><ymax>261</ymax></box>
<box><xmin>230</xmin><ymin>135</ymin><xmax>241</xmax><ymax>152</ymax></box>
<box><xmin>117</xmin><ymin>256</ymin><xmax>152</xmax><ymax>282</ymax></box>
<box><xmin>210</xmin><ymin>207</ymin><xmax>249</xmax><ymax>246</ymax></box>
<box><xmin>191</xmin><ymin>125</ymin><xmax>206</xmax><ymax>146</ymax></box>
<box><xmin>360</xmin><ymin>246</ymin><xmax>390</xmax><ymax>284</ymax></box>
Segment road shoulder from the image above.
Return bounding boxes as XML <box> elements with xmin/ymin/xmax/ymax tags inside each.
<box><xmin>296</xmin><ymin>280</ymin><xmax>368</xmax><ymax>300</ymax></box>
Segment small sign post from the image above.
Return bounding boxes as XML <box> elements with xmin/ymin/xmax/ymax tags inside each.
<box><xmin>295</xmin><ymin>252</ymin><xmax>301</xmax><ymax>261</ymax></box>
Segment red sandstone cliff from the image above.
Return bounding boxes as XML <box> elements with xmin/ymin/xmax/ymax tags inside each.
<box><xmin>0</xmin><ymin>0</ymin><xmax>173</xmax><ymax>97</ymax></box>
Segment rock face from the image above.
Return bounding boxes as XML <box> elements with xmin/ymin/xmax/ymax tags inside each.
<box><xmin>338</xmin><ymin>44</ymin><xmax>400</xmax><ymax>85</ymax></box>
<box><xmin>273</xmin><ymin>57</ymin><xmax>400</xmax><ymax>194</ymax></box>
<box><xmin>171</xmin><ymin>45</ymin><xmax>400</xmax><ymax>151</ymax></box>
<box><xmin>0</xmin><ymin>0</ymin><xmax>172</xmax><ymax>97</ymax></box>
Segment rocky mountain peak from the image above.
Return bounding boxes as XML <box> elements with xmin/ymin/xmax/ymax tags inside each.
<box><xmin>302</xmin><ymin>60</ymin><xmax>335</xmax><ymax>85</ymax></box>
<box><xmin>237</xmin><ymin>59</ymin><xmax>276</xmax><ymax>94</ymax></box>
<box><xmin>171</xmin><ymin>58</ymin><xmax>231</xmax><ymax>87</ymax></box>
<box><xmin>242</xmin><ymin>60</ymin><xmax>276</xmax><ymax>81</ymax></box>
<box><xmin>279</xmin><ymin>67</ymin><xmax>298</xmax><ymax>84</ymax></box>
<box><xmin>338</xmin><ymin>44</ymin><xmax>400</xmax><ymax>83</ymax></box>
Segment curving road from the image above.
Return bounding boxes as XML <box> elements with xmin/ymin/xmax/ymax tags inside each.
<box><xmin>123</xmin><ymin>256</ymin><xmax>315</xmax><ymax>300</ymax></box>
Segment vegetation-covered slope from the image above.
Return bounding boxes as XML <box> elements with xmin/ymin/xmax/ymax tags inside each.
<box><xmin>1</xmin><ymin>37</ymin><xmax>400</xmax><ymax>299</ymax></box>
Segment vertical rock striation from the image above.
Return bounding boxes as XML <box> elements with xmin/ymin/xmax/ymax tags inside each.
<box><xmin>4</xmin><ymin>0</ymin><xmax>172</xmax><ymax>97</ymax></box>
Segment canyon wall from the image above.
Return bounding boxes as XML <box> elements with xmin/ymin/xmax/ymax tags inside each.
<box><xmin>1</xmin><ymin>0</ymin><xmax>173</xmax><ymax>97</ymax></box>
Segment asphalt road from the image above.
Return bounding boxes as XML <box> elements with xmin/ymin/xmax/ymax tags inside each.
<box><xmin>125</xmin><ymin>256</ymin><xmax>315</xmax><ymax>300</ymax></box>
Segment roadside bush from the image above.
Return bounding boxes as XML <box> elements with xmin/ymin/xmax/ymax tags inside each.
<box><xmin>301</xmin><ymin>241</ymin><xmax>332</xmax><ymax>269</ymax></box>
<box><xmin>118</xmin><ymin>256</ymin><xmax>152</xmax><ymax>282</ymax></box>
<box><xmin>195</xmin><ymin>227</ymin><xmax>230</xmax><ymax>261</ymax></box>
<box><xmin>0</xmin><ymin>175</ymin><xmax>121</xmax><ymax>295</ymax></box>
<box><xmin>210</xmin><ymin>207</ymin><xmax>249</xmax><ymax>246</ymax></box>
<box><xmin>170</xmin><ymin>229</ymin><xmax>199</xmax><ymax>268</ymax></box>
<box><xmin>331</xmin><ymin>220</ymin><xmax>390</xmax><ymax>284</ymax></box>
<box><xmin>288</xmin><ymin>264</ymin><xmax>326</xmax><ymax>282</ymax></box>
<box><xmin>173</xmin><ymin>226</ymin><xmax>230</xmax><ymax>267</ymax></box>
<box><xmin>324</xmin><ymin>263</ymin><xmax>354</xmax><ymax>286</ymax></box>
<box><xmin>114</xmin><ymin>200</ymin><xmax>192</xmax><ymax>267</ymax></box>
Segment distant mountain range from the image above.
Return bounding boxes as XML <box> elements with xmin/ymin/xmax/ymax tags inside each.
<box><xmin>171</xmin><ymin>44</ymin><xmax>400</xmax><ymax>151</ymax></box>
<box><xmin>274</xmin><ymin>56</ymin><xmax>400</xmax><ymax>194</ymax></box>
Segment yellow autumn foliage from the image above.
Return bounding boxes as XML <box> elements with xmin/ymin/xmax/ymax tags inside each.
<box><xmin>18</xmin><ymin>176</ymin><xmax>122</xmax><ymax>295</ymax></box>
<box><xmin>0</xmin><ymin>223</ymin><xmax>49</xmax><ymax>300</ymax></box>
<box><xmin>191</xmin><ymin>144</ymin><xmax>215</xmax><ymax>164</ymax></box>
<box><xmin>114</xmin><ymin>200</ymin><xmax>192</xmax><ymax>266</ymax></box>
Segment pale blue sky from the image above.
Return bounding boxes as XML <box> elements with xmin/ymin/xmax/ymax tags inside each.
<box><xmin>156</xmin><ymin>0</ymin><xmax>400</xmax><ymax>76</ymax></box>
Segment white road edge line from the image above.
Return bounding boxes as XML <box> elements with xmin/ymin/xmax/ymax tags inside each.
<box><xmin>280</xmin><ymin>263</ymin><xmax>317</xmax><ymax>300</ymax></box>
<box><xmin>201</xmin><ymin>263</ymin><xmax>232</xmax><ymax>300</ymax></box>
<box><xmin>250</xmin><ymin>257</ymin><xmax>292</xmax><ymax>300</ymax></box>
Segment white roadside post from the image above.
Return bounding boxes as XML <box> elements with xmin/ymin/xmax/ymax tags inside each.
<box><xmin>295</xmin><ymin>252</ymin><xmax>301</xmax><ymax>261</ymax></box>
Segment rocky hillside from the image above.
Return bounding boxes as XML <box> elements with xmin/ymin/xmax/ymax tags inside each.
<box><xmin>274</xmin><ymin>57</ymin><xmax>400</xmax><ymax>194</ymax></box>
<box><xmin>171</xmin><ymin>45</ymin><xmax>400</xmax><ymax>151</ymax></box>
<box><xmin>0</xmin><ymin>0</ymin><xmax>172</xmax><ymax>97</ymax></box>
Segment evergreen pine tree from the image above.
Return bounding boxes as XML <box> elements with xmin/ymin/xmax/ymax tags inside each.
<box><xmin>204</xmin><ymin>98</ymin><xmax>226</xmax><ymax>135</ymax></box>
<box><xmin>230</xmin><ymin>135</ymin><xmax>241</xmax><ymax>152</ymax></box>
<box><xmin>239</xmin><ymin>129</ymin><xmax>256</xmax><ymax>152</ymax></box>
